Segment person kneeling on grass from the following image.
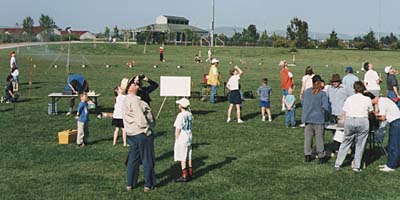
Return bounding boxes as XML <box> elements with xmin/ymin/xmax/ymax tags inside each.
<box><xmin>2</xmin><ymin>75</ymin><xmax>17</xmax><ymax>103</ymax></box>
<box><xmin>174</xmin><ymin>98</ymin><xmax>193</xmax><ymax>182</ymax></box>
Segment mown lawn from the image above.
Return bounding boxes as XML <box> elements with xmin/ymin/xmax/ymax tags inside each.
<box><xmin>0</xmin><ymin>43</ymin><xmax>399</xmax><ymax>199</ymax></box>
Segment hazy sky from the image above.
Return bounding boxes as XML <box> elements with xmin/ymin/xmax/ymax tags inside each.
<box><xmin>1</xmin><ymin>0</ymin><xmax>399</xmax><ymax>34</ymax></box>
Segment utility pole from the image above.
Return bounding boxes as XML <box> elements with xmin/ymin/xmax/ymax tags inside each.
<box><xmin>66</xmin><ymin>27</ymin><xmax>72</xmax><ymax>76</ymax></box>
<box><xmin>378</xmin><ymin>0</ymin><xmax>381</xmax><ymax>43</ymax></box>
<box><xmin>210</xmin><ymin>0</ymin><xmax>215</xmax><ymax>47</ymax></box>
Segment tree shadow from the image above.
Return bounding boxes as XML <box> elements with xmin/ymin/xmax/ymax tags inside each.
<box><xmin>191</xmin><ymin>110</ymin><xmax>216</xmax><ymax>115</ymax></box>
<box><xmin>242</xmin><ymin>112</ymin><xmax>260</xmax><ymax>121</ymax></box>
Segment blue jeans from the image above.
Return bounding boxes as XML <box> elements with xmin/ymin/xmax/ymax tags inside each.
<box><xmin>126</xmin><ymin>133</ymin><xmax>156</xmax><ymax>188</ymax></box>
<box><xmin>285</xmin><ymin>108</ymin><xmax>295</xmax><ymax>127</ymax></box>
<box><xmin>387</xmin><ymin>119</ymin><xmax>400</xmax><ymax>169</ymax></box>
<box><xmin>387</xmin><ymin>90</ymin><xmax>400</xmax><ymax>109</ymax></box>
<box><xmin>210</xmin><ymin>85</ymin><xmax>217</xmax><ymax>103</ymax></box>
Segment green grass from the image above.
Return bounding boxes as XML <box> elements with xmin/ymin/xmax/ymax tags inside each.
<box><xmin>1</xmin><ymin>43</ymin><xmax>399</xmax><ymax>199</ymax></box>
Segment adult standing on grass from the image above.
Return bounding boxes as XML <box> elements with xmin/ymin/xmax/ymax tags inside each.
<box><xmin>299</xmin><ymin>66</ymin><xmax>314</xmax><ymax>100</ymax></box>
<box><xmin>363</xmin><ymin>92</ymin><xmax>400</xmax><ymax>172</ymax></box>
<box><xmin>122</xmin><ymin>75</ymin><xmax>156</xmax><ymax>193</ymax></box>
<box><xmin>342</xmin><ymin>66</ymin><xmax>359</xmax><ymax>95</ymax></box>
<box><xmin>301</xmin><ymin>75</ymin><xmax>330</xmax><ymax>164</ymax></box>
<box><xmin>384</xmin><ymin>66</ymin><xmax>400</xmax><ymax>109</ymax></box>
<box><xmin>279</xmin><ymin>60</ymin><xmax>294</xmax><ymax>111</ymax></box>
<box><xmin>226</xmin><ymin>66</ymin><xmax>244</xmax><ymax>123</ymax></box>
<box><xmin>207</xmin><ymin>58</ymin><xmax>220</xmax><ymax>103</ymax></box>
<box><xmin>334</xmin><ymin>81</ymin><xmax>373</xmax><ymax>172</ymax></box>
<box><xmin>137</xmin><ymin>74</ymin><xmax>159</xmax><ymax>107</ymax></box>
<box><xmin>363</xmin><ymin>62</ymin><xmax>381</xmax><ymax>97</ymax></box>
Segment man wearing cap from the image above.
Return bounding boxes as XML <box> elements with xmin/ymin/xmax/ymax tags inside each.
<box><xmin>326</xmin><ymin>74</ymin><xmax>351</xmax><ymax>152</ymax></box>
<box><xmin>363</xmin><ymin>92</ymin><xmax>400</xmax><ymax>172</ymax></box>
<box><xmin>385</xmin><ymin>66</ymin><xmax>400</xmax><ymax>108</ymax></box>
<box><xmin>207</xmin><ymin>58</ymin><xmax>220</xmax><ymax>103</ymax></box>
<box><xmin>342</xmin><ymin>66</ymin><xmax>359</xmax><ymax>95</ymax></box>
<box><xmin>280</xmin><ymin>60</ymin><xmax>294</xmax><ymax>111</ymax></box>
<box><xmin>363</xmin><ymin>62</ymin><xmax>381</xmax><ymax>97</ymax></box>
<box><xmin>123</xmin><ymin>75</ymin><xmax>156</xmax><ymax>192</ymax></box>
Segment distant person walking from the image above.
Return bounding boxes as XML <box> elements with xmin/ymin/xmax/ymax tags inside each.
<box><xmin>279</xmin><ymin>60</ymin><xmax>294</xmax><ymax>111</ymax></box>
<box><xmin>159</xmin><ymin>46</ymin><xmax>165</xmax><ymax>62</ymax></box>
<box><xmin>207</xmin><ymin>58</ymin><xmax>220</xmax><ymax>103</ymax></box>
<box><xmin>206</xmin><ymin>48</ymin><xmax>212</xmax><ymax>63</ymax></box>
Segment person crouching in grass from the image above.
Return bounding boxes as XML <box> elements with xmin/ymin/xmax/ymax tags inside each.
<box><xmin>174</xmin><ymin>98</ymin><xmax>193</xmax><ymax>182</ymax></box>
<box><xmin>76</xmin><ymin>93</ymin><xmax>89</xmax><ymax>148</ymax></box>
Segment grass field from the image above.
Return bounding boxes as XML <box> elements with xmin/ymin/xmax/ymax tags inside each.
<box><xmin>1</xmin><ymin>43</ymin><xmax>400</xmax><ymax>199</ymax></box>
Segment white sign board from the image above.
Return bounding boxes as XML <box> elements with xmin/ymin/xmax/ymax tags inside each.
<box><xmin>160</xmin><ymin>76</ymin><xmax>191</xmax><ymax>97</ymax></box>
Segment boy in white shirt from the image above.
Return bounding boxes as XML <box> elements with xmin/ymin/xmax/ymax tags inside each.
<box><xmin>174</xmin><ymin>98</ymin><xmax>193</xmax><ymax>182</ymax></box>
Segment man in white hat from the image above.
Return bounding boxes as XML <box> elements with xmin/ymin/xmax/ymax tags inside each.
<box><xmin>207</xmin><ymin>58</ymin><xmax>220</xmax><ymax>103</ymax></box>
<box><xmin>385</xmin><ymin>66</ymin><xmax>400</xmax><ymax>108</ymax></box>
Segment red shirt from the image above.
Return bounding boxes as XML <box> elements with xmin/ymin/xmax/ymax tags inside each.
<box><xmin>159</xmin><ymin>48</ymin><xmax>164</xmax><ymax>54</ymax></box>
<box><xmin>280</xmin><ymin>67</ymin><xmax>294</xmax><ymax>90</ymax></box>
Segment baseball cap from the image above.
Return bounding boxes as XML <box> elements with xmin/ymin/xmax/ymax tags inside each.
<box><xmin>345</xmin><ymin>66</ymin><xmax>353</xmax><ymax>73</ymax></box>
<box><xmin>384</xmin><ymin>66</ymin><xmax>392</xmax><ymax>74</ymax></box>
<box><xmin>176</xmin><ymin>98</ymin><xmax>190</xmax><ymax>108</ymax></box>
<box><xmin>211</xmin><ymin>58</ymin><xmax>219</xmax><ymax>64</ymax></box>
<box><xmin>120</xmin><ymin>78</ymin><xmax>129</xmax><ymax>94</ymax></box>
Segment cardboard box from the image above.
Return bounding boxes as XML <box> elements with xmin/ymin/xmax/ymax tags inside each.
<box><xmin>58</xmin><ymin>130</ymin><xmax>77</xmax><ymax>144</ymax></box>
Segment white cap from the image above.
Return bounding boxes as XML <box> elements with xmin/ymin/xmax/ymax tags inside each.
<box><xmin>176</xmin><ymin>98</ymin><xmax>190</xmax><ymax>108</ymax></box>
<box><xmin>211</xmin><ymin>58</ymin><xmax>219</xmax><ymax>64</ymax></box>
<box><xmin>384</xmin><ymin>66</ymin><xmax>392</xmax><ymax>74</ymax></box>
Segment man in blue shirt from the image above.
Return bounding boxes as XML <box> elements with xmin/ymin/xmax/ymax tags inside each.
<box><xmin>65</xmin><ymin>74</ymin><xmax>89</xmax><ymax>115</ymax></box>
<box><xmin>342</xmin><ymin>66</ymin><xmax>359</xmax><ymax>95</ymax></box>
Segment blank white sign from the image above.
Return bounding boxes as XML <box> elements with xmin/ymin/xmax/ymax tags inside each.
<box><xmin>160</xmin><ymin>76</ymin><xmax>191</xmax><ymax>97</ymax></box>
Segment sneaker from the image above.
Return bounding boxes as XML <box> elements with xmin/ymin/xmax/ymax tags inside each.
<box><xmin>305</xmin><ymin>155</ymin><xmax>312</xmax><ymax>162</ymax></box>
<box><xmin>66</xmin><ymin>112</ymin><xmax>72</xmax><ymax>116</ymax></box>
<box><xmin>226</xmin><ymin>118</ymin><xmax>231</xmax><ymax>123</ymax></box>
<box><xmin>299</xmin><ymin>123</ymin><xmax>306</xmax><ymax>127</ymax></box>
<box><xmin>79</xmin><ymin>143</ymin><xmax>86</xmax><ymax>148</ymax></box>
<box><xmin>334</xmin><ymin>165</ymin><xmax>341</xmax><ymax>171</ymax></box>
<box><xmin>126</xmin><ymin>186</ymin><xmax>133</xmax><ymax>192</ymax></box>
<box><xmin>378</xmin><ymin>164</ymin><xmax>386</xmax><ymax>168</ymax></box>
<box><xmin>379</xmin><ymin>165</ymin><xmax>395</xmax><ymax>172</ymax></box>
<box><xmin>268</xmin><ymin>118</ymin><xmax>272</xmax><ymax>122</ymax></box>
<box><xmin>175</xmin><ymin>176</ymin><xmax>189</xmax><ymax>182</ymax></box>
<box><xmin>143</xmin><ymin>187</ymin><xmax>155</xmax><ymax>192</ymax></box>
<box><xmin>353</xmin><ymin>168</ymin><xmax>362</xmax><ymax>173</ymax></box>
<box><xmin>281</xmin><ymin>107</ymin><xmax>286</xmax><ymax>111</ymax></box>
<box><xmin>237</xmin><ymin>119</ymin><xmax>244</xmax><ymax>123</ymax></box>
<box><xmin>292</xmin><ymin>126</ymin><xmax>296</xmax><ymax>128</ymax></box>
<box><xmin>262</xmin><ymin>117</ymin><xmax>266</xmax><ymax>122</ymax></box>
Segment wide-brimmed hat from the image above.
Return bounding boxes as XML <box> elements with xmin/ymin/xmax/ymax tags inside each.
<box><xmin>120</xmin><ymin>78</ymin><xmax>129</xmax><ymax>94</ymax></box>
<box><xmin>345</xmin><ymin>66</ymin><xmax>353</xmax><ymax>73</ymax></box>
<box><xmin>330</xmin><ymin>74</ymin><xmax>341</xmax><ymax>82</ymax></box>
<box><xmin>211</xmin><ymin>58</ymin><xmax>219</xmax><ymax>64</ymax></box>
<box><xmin>384</xmin><ymin>66</ymin><xmax>392</xmax><ymax>74</ymax></box>
<box><xmin>176</xmin><ymin>98</ymin><xmax>190</xmax><ymax>108</ymax></box>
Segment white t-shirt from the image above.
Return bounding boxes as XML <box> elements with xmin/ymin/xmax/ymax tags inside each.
<box><xmin>226</xmin><ymin>74</ymin><xmax>240</xmax><ymax>90</ymax></box>
<box><xmin>10</xmin><ymin>57</ymin><xmax>17</xmax><ymax>69</ymax></box>
<box><xmin>113</xmin><ymin>94</ymin><xmax>125</xmax><ymax>119</ymax></box>
<box><xmin>378</xmin><ymin>97</ymin><xmax>400</xmax><ymax>123</ymax></box>
<box><xmin>302</xmin><ymin>74</ymin><xmax>314</xmax><ymax>90</ymax></box>
<box><xmin>363</xmin><ymin>70</ymin><xmax>380</xmax><ymax>91</ymax></box>
<box><xmin>343</xmin><ymin>93</ymin><xmax>373</xmax><ymax>118</ymax></box>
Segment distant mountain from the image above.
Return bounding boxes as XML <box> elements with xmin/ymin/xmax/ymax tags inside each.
<box><xmin>215</xmin><ymin>26</ymin><xmax>398</xmax><ymax>40</ymax></box>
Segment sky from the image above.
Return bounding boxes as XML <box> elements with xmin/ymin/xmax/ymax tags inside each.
<box><xmin>1</xmin><ymin>0</ymin><xmax>399</xmax><ymax>35</ymax></box>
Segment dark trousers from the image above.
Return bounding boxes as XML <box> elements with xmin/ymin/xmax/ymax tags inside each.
<box><xmin>126</xmin><ymin>133</ymin><xmax>156</xmax><ymax>188</ymax></box>
<box><xmin>387</xmin><ymin>119</ymin><xmax>400</xmax><ymax>169</ymax></box>
<box><xmin>160</xmin><ymin>53</ymin><xmax>164</xmax><ymax>61</ymax></box>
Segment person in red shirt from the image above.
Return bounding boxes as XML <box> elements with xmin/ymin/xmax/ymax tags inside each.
<box><xmin>159</xmin><ymin>46</ymin><xmax>164</xmax><ymax>62</ymax></box>
<box><xmin>279</xmin><ymin>60</ymin><xmax>294</xmax><ymax>111</ymax></box>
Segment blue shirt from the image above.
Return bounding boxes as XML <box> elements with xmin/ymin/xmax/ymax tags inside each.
<box><xmin>77</xmin><ymin>101</ymin><xmax>89</xmax><ymax>122</ymax></box>
<box><xmin>326</xmin><ymin>84</ymin><xmax>350</xmax><ymax>116</ymax></box>
<box><xmin>285</xmin><ymin>94</ymin><xmax>295</xmax><ymax>107</ymax></box>
<box><xmin>342</xmin><ymin>73</ymin><xmax>359</xmax><ymax>93</ymax></box>
<box><xmin>301</xmin><ymin>88</ymin><xmax>330</xmax><ymax>124</ymax></box>
<box><xmin>257</xmin><ymin>85</ymin><xmax>272</xmax><ymax>101</ymax></box>
<box><xmin>65</xmin><ymin>74</ymin><xmax>87</xmax><ymax>92</ymax></box>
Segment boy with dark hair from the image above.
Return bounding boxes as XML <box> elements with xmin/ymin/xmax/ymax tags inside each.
<box><xmin>76</xmin><ymin>93</ymin><xmax>89</xmax><ymax>148</ymax></box>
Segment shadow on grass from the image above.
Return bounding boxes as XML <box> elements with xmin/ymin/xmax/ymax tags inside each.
<box><xmin>191</xmin><ymin>110</ymin><xmax>216</xmax><ymax>115</ymax></box>
<box><xmin>242</xmin><ymin>112</ymin><xmax>259</xmax><ymax>121</ymax></box>
<box><xmin>20</xmin><ymin>81</ymin><xmax>46</xmax><ymax>86</ymax></box>
<box><xmin>88</xmin><ymin>137</ymin><xmax>113</xmax><ymax>145</ymax></box>
<box><xmin>0</xmin><ymin>108</ymin><xmax>14</xmax><ymax>112</ymax></box>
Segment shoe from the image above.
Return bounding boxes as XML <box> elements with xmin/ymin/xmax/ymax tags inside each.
<box><xmin>226</xmin><ymin>118</ymin><xmax>231</xmax><ymax>123</ymax></box>
<box><xmin>175</xmin><ymin>176</ymin><xmax>189</xmax><ymax>182</ymax></box>
<box><xmin>281</xmin><ymin>107</ymin><xmax>286</xmax><ymax>111</ymax></box>
<box><xmin>262</xmin><ymin>117</ymin><xmax>266</xmax><ymax>122</ymax></box>
<box><xmin>378</xmin><ymin>164</ymin><xmax>386</xmax><ymax>168</ymax></box>
<box><xmin>353</xmin><ymin>168</ymin><xmax>362</xmax><ymax>173</ymax></box>
<box><xmin>66</xmin><ymin>112</ymin><xmax>72</xmax><ymax>116</ymax></box>
<box><xmin>379</xmin><ymin>165</ymin><xmax>395</xmax><ymax>172</ymax></box>
<box><xmin>300</xmin><ymin>123</ymin><xmax>306</xmax><ymax>127</ymax></box>
<box><xmin>237</xmin><ymin>119</ymin><xmax>244</xmax><ymax>123</ymax></box>
<box><xmin>268</xmin><ymin>118</ymin><xmax>272</xmax><ymax>122</ymax></box>
<box><xmin>79</xmin><ymin>143</ymin><xmax>86</xmax><ymax>148</ymax></box>
<box><xmin>126</xmin><ymin>186</ymin><xmax>133</xmax><ymax>192</ymax></box>
<box><xmin>292</xmin><ymin>126</ymin><xmax>296</xmax><ymax>128</ymax></box>
<box><xmin>144</xmin><ymin>187</ymin><xmax>154</xmax><ymax>192</ymax></box>
<box><xmin>305</xmin><ymin>155</ymin><xmax>312</xmax><ymax>162</ymax></box>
